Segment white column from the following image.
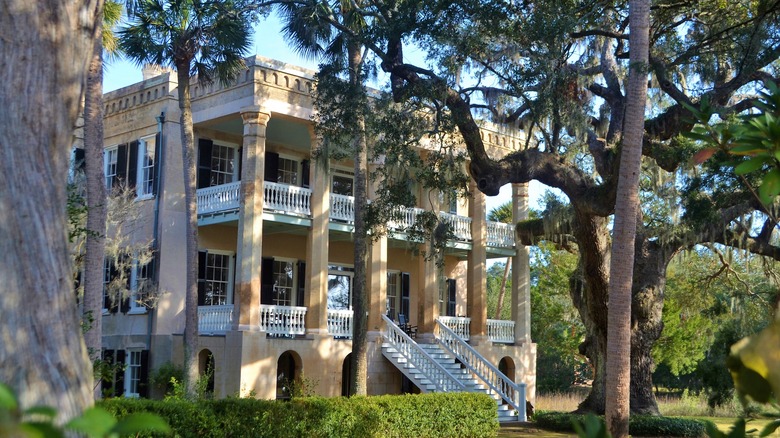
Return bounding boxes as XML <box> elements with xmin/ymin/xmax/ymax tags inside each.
<box><xmin>511</xmin><ymin>183</ymin><xmax>531</xmax><ymax>343</ymax></box>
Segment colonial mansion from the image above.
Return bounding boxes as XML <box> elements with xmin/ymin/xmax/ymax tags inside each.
<box><xmin>90</xmin><ymin>56</ymin><xmax>536</xmax><ymax>422</ymax></box>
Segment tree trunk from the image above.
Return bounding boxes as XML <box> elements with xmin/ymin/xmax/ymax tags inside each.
<box><xmin>177</xmin><ymin>65</ymin><xmax>200</xmax><ymax>398</ymax></box>
<box><xmin>605</xmin><ymin>1</ymin><xmax>649</xmax><ymax>435</ymax></box>
<box><xmin>494</xmin><ymin>257</ymin><xmax>511</xmax><ymax>319</ymax></box>
<box><xmin>349</xmin><ymin>41</ymin><xmax>369</xmax><ymax>396</ymax></box>
<box><xmin>83</xmin><ymin>21</ymin><xmax>108</xmax><ymax>400</ymax></box>
<box><xmin>0</xmin><ymin>0</ymin><xmax>100</xmax><ymax>421</ymax></box>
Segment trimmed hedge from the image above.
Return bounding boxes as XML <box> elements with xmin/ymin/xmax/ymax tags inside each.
<box><xmin>99</xmin><ymin>392</ymin><xmax>498</xmax><ymax>438</ymax></box>
<box><xmin>533</xmin><ymin>411</ymin><xmax>711</xmax><ymax>437</ymax></box>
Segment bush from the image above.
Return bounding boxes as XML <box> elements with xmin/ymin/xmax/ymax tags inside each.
<box><xmin>533</xmin><ymin>411</ymin><xmax>710</xmax><ymax>437</ymax></box>
<box><xmin>100</xmin><ymin>392</ymin><xmax>498</xmax><ymax>438</ymax></box>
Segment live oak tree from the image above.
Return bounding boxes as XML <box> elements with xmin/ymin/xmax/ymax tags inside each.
<box><xmin>0</xmin><ymin>0</ymin><xmax>102</xmax><ymax>422</ymax></box>
<box><xmin>265</xmin><ymin>0</ymin><xmax>780</xmax><ymax>414</ymax></box>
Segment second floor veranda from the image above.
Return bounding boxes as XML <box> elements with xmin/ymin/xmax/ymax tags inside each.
<box><xmin>197</xmin><ymin>180</ymin><xmax>516</xmax><ymax>252</ymax></box>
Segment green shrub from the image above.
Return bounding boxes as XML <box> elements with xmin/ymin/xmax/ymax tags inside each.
<box><xmin>99</xmin><ymin>392</ymin><xmax>498</xmax><ymax>438</ymax></box>
<box><xmin>534</xmin><ymin>411</ymin><xmax>710</xmax><ymax>437</ymax></box>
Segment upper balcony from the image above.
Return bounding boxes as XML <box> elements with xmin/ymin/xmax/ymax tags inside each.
<box><xmin>196</xmin><ymin>181</ymin><xmax>516</xmax><ymax>251</ymax></box>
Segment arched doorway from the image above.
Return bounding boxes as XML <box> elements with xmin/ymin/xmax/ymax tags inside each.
<box><xmin>276</xmin><ymin>350</ymin><xmax>301</xmax><ymax>400</ymax></box>
<box><xmin>198</xmin><ymin>349</ymin><xmax>215</xmax><ymax>396</ymax></box>
<box><xmin>498</xmin><ymin>356</ymin><xmax>516</xmax><ymax>381</ymax></box>
<box><xmin>341</xmin><ymin>353</ymin><xmax>354</xmax><ymax>396</ymax></box>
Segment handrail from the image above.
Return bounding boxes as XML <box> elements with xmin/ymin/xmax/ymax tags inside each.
<box><xmin>435</xmin><ymin>319</ymin><xmax>526</xmax><ymax>420</ymax></box>
<box><xmin>381</xmin><ymin>314</ymin><xmax>466</xmax><ymax>393</ymax></box>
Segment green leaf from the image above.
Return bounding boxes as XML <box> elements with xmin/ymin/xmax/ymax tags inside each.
<box><xmin>20</xmin><ymin>421</ymin><xmax>65</xmax><ymax>438</ymax></box>
<box><xmin>759</xmin><ymin>169</ymin><xmax>780</xmax><ymax>205</ymax></box>
<box><xmin>706</xmin><ymin>420</ymin><xmax>726</xmax><ymax>438</ymax></box>
<box><xmin>65</xmin><ymin>407</ymin><xmax>117</xmax><ymax>438</ymax></box>
<box><xmin>760</xmin><ymin>419</ymin><xmax>780</xmax><ymax>437</ymax></box>
<box><xmin>0</xmin><ymin>383</ymin><xmax>18</xmax><ymax>410</ymax></box>
<box><xmin>24</xmin><ymin>405</ymin><xmax>57</xmax><ymax>419</ymax></box>
<box><xmin>734</xmin><ymin>157</ymin><xmax>768</xmax><ymax>175</ymax></box>
<box><xmin>726</xmin><ymin>418</ymin><xmax>746</xmax><ymax>438</ymax></box>
<box><xmin>110</xmin><ymin>412</ymin><xmax>171</xmax><ymax>435</ymax></box>
<box><xmin>730</xmin><ymin>143</ymin><xmax>767</xmax><ymax>155</ymax></box>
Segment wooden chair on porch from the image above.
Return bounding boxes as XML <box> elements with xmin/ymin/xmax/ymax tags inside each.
<box><xmin>397</xmin><ymin>314</ymin><xmax>417</xmax><ymax>339</ymax></box>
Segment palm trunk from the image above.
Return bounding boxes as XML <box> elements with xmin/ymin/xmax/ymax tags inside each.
<box><xmin>605</xmin><ymin>0</ymin><xmax>650</xmax><ymax>435</ymax></box>
<box><xmin>176</xmin><ymin>65</ymin><xmax>200</xmax><ymax>399</ymax></box>
<box><xmin>349</xmin><ymin>41</ymin><xmax>369</xmax><ymax>396</ymax></box>
<box><xmin>83</xmin><ymin>21</ymin><xmax>108</xmax><ymax>400</ymax></box>
<box><xmin>494</xmin><ymin>257</ymin><xmax>511</xmax><ymax>319</ymax></box>
<box><xmin>0</xmin><ymin>0</ymin><xmax>99</xmax><ymax>421</ymax></box>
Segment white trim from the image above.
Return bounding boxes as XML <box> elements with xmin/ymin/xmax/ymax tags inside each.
<box><xmin>123</xmin><ymin>349</ymin><xmax>142</xmax><ymax>398</ymax></box>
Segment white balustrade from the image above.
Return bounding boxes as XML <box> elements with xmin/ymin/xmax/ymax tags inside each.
<box><xmin>382</xmin><ymin>315</ymin><xmax>466</xmax><ymax>392</ymax></box>
<box><xmin>487</xmin><ymin>221</ymin><xmax>515</xmax><ymax>248</ymax></box>
<box><xmin>436</xmin><ymin>320</ymin><xmax>527</xmax><ymax>421</ymax></box>
<box><xmin>327</xmin><ymin>309</ymin><xmax>353</xmax><ymax>338</ymax></box>
<box><xmin>259</xmin><ymin>304</ymin><xmax>307</xmax><ymax>336</ymax></box>
<box><xmin>198</xmin><ymin>305</ymin><xmax>234</xmax><ymax>333</ymax></box>
<box><xmin>264</xmin><ymin>182</ymin><xmax>312</xmax><ymax>216</ymax></box>
<box><xmin>330</xmin><ymin>194</ymin><xmax>355</xmax><ymax>222</ymax></box>
<box><xmin>487</xmin><ymin>319</ymin><xmax>515</xmax><ymax>344</ymax></box>
<box><xmin>196</xmin><ymin>182</ymin><xmax>241</xmax><ymax>215</ymax></box>
<box><xmin>439</xmin><ymin>212</ymin><xmax>472</xmax><ymax>241</ymax></box>
<box><xmin>388</xmin><ymin>207</ymin><xmax>426</xmax><ymax>231</ymax></box>
<box><xmin>438</xmin><ymin>316</ymin><xmax>471</xmax><ymax>341</ymax></box>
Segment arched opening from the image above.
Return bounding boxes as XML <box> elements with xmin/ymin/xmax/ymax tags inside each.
<box><xmin>341</xmin><ymin>353</ymin><xmax>353</xmax><ymax>396</ymax></box>
<box><xmin>198</xmin><ymin>349</ymin><xmax>215</xmax><ymax>396</ymax></box>
<box><xmin>499</xmin><ymin>356</ymin><xmax>516</xmax><ymax>381</ymax></box>
<box><xmin>276</xmin><ymin>350</ymin><xmax>301</xmax><ymax>400</ymax></box>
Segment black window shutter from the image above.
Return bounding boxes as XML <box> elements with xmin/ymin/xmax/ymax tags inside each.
<box><xmin>127</xmin><ymin>140</ymin><xmax>139</xmax><ymax>189</ymax></box>
<box><xmin>120</xmin><ymin>255</ymin><xmax>131</xmax><ymax>313</ymax></box>
<box><xmin>264</xmin><ymin>151</ymin><xmax>279</xmax><ymax>182</ymax></box>
<box><xmin>301</xmin><ymin>159</ymin><xmax>310</xmax><ymax>188</ymax></box>
<box><xmin>139</xmin><ymin>350</ymin><xmax>150</xmax><ymax>398</ymax></box>
<box><xmin>152</xmin><ymin>132</ymin><xmax>161</xmax><ymax>196</ymax></box>
<box><xmin>74</xmin><ymin>148</ymin><xmax>86</xmax><ymax>171</ymax></box>
<box><xmin>101</xmin><ymin>349</ymin><xmax>114</xmax><ymax>396</ymax></box>
<box><xmin>115</xmin><ymin>143</ymin><xmax>128</xmax><ymax>188</ymax></box>
<box><xmin>401</xmin><ymin>272</ymin><xmax>411</xmax><ymax>318</ymax></box>
<box><xmin>296</xmin><ymin>261</ymin><xmax>306</xmax><ymax>306</ymax></box>
<box><xmin>108</xmin><ymin>259</ymin><xmax>119</xmax><ymax>313</ymax></box>
<box><xmin>447</xmin><ymin>279</ymin><xmax>457</xmax><ymax>317</ymax></box>
<box><xmin>237</xmin><ymin>147</ymin><xmax>243</xmax><ymax>182</ymax></box>
<box><xmin>197</xmin><ymin>139</ymin><xmax>214</xmax><ymax>189</ymax></box>
<box><xmin>197</xmin><ymin>251</ymin><xmax>207</xmax><ymax>305</ymax></box>
<box><xmin>115</xmin><ymin>350</ymin><xmax>126</xmax><ymax>397</ymax></box>
<box><xmin>261</xmin><ymin>257</ymin><xmax>274</xmax><ymax>305</ymax></box>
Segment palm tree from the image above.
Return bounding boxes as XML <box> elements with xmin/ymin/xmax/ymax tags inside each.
<box><xmin>119</xmin><ymin>0</ymin><xmax>253</xmax><ymax>397</ymax></box>
<box><xmin>277</xmin><ymin>0</ymin><xmax>371</xmax><ymax>395</ymax></box>
<box><xmin>488</xmin><ymin>201</ymin><xmax>512</xmax><ymax>320</ymax></box>
<box><xmin>604</xmin><ymin>0</ymin><xmax>650</xmax><ymax>436</ymax></box>
<box><xmin>82</xmin><ymin>0</ymin><xmax>122</xmax><ymax>400</ymax></box>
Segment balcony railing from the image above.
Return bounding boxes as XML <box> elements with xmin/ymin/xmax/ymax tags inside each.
<box><xmin>198</xmin><ymin>304</ymin><xmax>233</xmax><ymax>334</ymax></box>
<box><xmin>197</xmin><ymin>182</ymin><xmax>241</xmax><ymax>215</ymax></box>
<box><xmin>486</xmin><ymin>222</ymin><xmax>515</xmax><ymax>248</ymax></box>
<box><xmin>259</xmin><ymin>304</ymin><xmax>307</xmax><ymax>336</ymax></box>
<box><xmin>264</xmin><ymin>181</ymin><xmax>311</xmax><ymax>216</ymax></box>
<box><xmin>439</xmin><ymin>212</ymin><xmax>472</xmax><ymax>241</ymax></box>
<box><xmin>487</xmin><ymin>319</ymin><xmax>515</xmax><ymax>343</ymax></box>
<box><xmin>438</xmin><ymin>316</ymin><xmax>471</xmax><ymax>340</ymax></box>
<box><xmin>388</xmin><ymin>206</ymin><xmax>425</xmax><ymax>231</ymax></box>
<box><xmin>330</xmin><ymin>194</ymin><xmax>355</xmax><ymax>222</ymax></box>
<box><xmin>327</xmin><ymin>309</ymin><xmax>353</xmax><ymax>338</ymax></box>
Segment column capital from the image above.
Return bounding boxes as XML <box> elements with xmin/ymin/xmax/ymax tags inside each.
<box><xmin>240</xmin><ymin>106</ymin><xmax>271</xmax><ymax>126</ymax></box>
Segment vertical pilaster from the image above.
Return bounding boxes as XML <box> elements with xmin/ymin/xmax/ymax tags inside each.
<box><xmin>235</xmin><ymin>106</ymin><xmax>270</xmax><ymax>330</ymax></box>
<box><xmin>306</xmin><ymin>129</ymin><xmax>330</xmax><ymax>335</ymax></box>
<box><xmin>367</xmin><ymin>162</ymin><xmax>387</xmax><ymax>332</ymax></box>
<box><xmin>415</xmin><ymin>189</ymin><xmax>440</xmax><ymax>340</ymax></box>
<box><xmin>467</xmin><ymin>179</ymin><xmax>487</xmax><ymax>340</ymax></box>
<box><xmin>511</xmin><ymin>183</ymin><xmax>531</xmax><ymax>343</ymax></box>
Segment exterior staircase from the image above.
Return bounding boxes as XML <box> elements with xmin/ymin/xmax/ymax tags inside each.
<box><xmin>380</xmin><ymin>315</ymin><xmax>526</xmax><ymax>423</ymax></box>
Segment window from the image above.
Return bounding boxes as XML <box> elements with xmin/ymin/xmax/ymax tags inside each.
<box><xmin>104</xmin><ymin>252</ymin><xmax>155</xmax><ymax>314</ymax></box>
<box><xmin>102</xmin><ymin>257</ymin><xmax>114</xmax><ymax>314</ymax></box>
<box><xmin>261</xmin><ymin>258</ymin><xmax>305</xmax><ymax>307</ymax></box>
<box><xmin>272</xmin><ymin>260</ymin><xmax>295</xmax><ymax>306</ymax></box>
<box><xmin>104</xmin><ymin>147</ymin><xmax>118</xmax><ymax>188</ymax></box>
<box><xmin>439</xmin><ymin>279</ymin><xmax>457</xmax><ymax>317</ymax></box>
<box><xmin>129</xmin><ymin>254</ymin><xmax>155</xmax><ymax>313</ymax></box>
<box><xmin>197</xmin><ymin>250</ymin><xmax>234</xmax><ymax>306</ymax></box>
<box><xmin>332</xmin><ymin>169</ymin><xmax>354</xmax><ymax>196</ymax></box>
<box><xmin>125</xmin><ymin>350</ymin><xmax>142</xmax><ymax>397</ymax></box>
<box><xmin>278</xmin><ymin>157</ymin><xmax>298</xmax><ymax>185</ymax></box>
<box><xmin>136</xmin><ymin>136</ymin><xmax>156</xmax><ymax>197</ymax></box>
<box><xmin>197</xmin><ymin>139</ymin><xmax>239</xmax><ymax>188</ymax></box>
<box><xmin>387</xmin><ymin>271</ymin><xmax>400</xmax><ymax>318</ymax></box>
<box><xmin>327</xmin><ymin>265</ymin><xmax>354</xmax><ymax>310</ymax></box>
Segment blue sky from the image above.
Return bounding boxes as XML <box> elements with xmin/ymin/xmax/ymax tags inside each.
<box><xmin>104</xmin><ymin>12</ymin><xmax>539</xmax><ymax>215</ymax></box>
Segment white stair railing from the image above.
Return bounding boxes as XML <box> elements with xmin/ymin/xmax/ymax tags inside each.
<box><xmin>487</xmin><ymin>319</ymin><xmax>515</xmax><ymax>344</ymax></box>
<box><xmin>438</xmin><ymin>316</ymin><xmax>471</xmax><ymax>340</ymax></box>
<box><xmin>259</xmin><ymin>305</ymin><xmax>307</xmax><ymax>335</ymax></box>
<box><xmin>263</xmin><ymin>182</ymin><xmax>311</xmax><ymax>216</ymax></box>
<box><xmin>198</xmin><ymin>305</ymin><xmax>233</xmax><ymax>333</ymax></box>
<box><xmin>327</xmin><ymin>309</ymin><xmax>353</xmax><ymax>338</ymax></box>
<box><xmin>197</xmin><ymin>182</ymin><xmax>241</xmax><ymax>215</ymax></box>
<box><xmin>382</xmin><ymin>314</ymin><xmax>466</xmax><ymax>392</ymax></box>
<box><xmin>330</xmin><ymin>194</ymin><xmax>355</xmax><ymax>222</ymax></box>
<box><xmin>439</xmin><ymin>212</ymin><xmax>472</xmax><ymax>241</ymax></box>
<box><xmin>436</xmin><ymin>319</ymin><xmax>527</xmax><ymax>420</ymax></box>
